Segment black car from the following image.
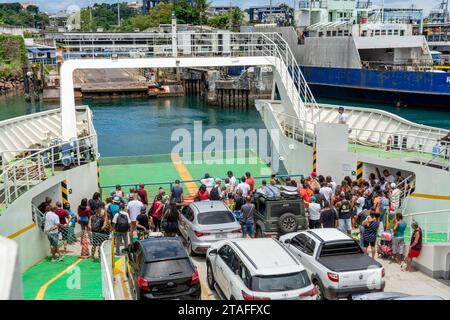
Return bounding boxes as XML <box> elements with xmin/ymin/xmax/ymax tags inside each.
<box><xmin>127</xmin><ymin>237</ymin><xmax>201</xmax><ymax>300</ymax></box>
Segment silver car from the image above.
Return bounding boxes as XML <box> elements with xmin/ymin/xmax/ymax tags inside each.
<box><xmin>178</xmin><ymin>201</ymin><xmax>242</xmax><ymax>255</ymax></box>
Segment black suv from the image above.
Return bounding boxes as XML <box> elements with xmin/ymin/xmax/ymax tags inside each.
<box><xmin>127</xmin><ymin>237</ymin><xmax>201</xmax><ymax>300</ymax></box>
<box><xmin>252</xmin><ymin>189</ymin><xmax>307</xmax><ymax>238</ymax></box>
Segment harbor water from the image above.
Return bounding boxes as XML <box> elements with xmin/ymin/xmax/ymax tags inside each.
<box><xmin>0</xmin><ymin>93</ymin><xmax>449</xmax><ymax>157</ymax></box>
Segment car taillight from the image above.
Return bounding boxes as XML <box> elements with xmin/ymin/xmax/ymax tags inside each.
<box><xmin>299</xmin><ymin>287</ymin><xmax>317</xmax><ymax>297</ymax></box>
<box><xmin>138</xmin><ymin>276</ymin><xmax>150</xmax><ymax>291</ymax></box>
<box><xmin>231</xmin><ymin>228</ymin><xmax>242</xmax><ymax>233</ymax></box>
<box><xmin>191</xmin><ymin>271</ymin><xmax>199</xmax><ymax>285</ymax></box>
<box><xmin>381</xmin><ymin>268</ymin><xmax>385</xmax><ymax>278</ymax></box>
<box><xmin>327</xmin><ymin>272</ymin><xmax>339</xmax><ymax>283</ymax></box>
<box><xmin>241</xmin><ymin>290</ymin><xmax>271</xmax><ymax>300</ymax></box>
<box><xmin>194</xmin><ymin>231</ymin><xmax>210</xmax><ymax>237</ymax></box>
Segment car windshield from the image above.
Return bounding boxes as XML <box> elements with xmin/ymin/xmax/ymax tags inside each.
<box><xmin>251</xmin><ymin>271</ymin><xmax>310</xmax><ymax>292</ymax></box>
<box><xmin>197</xmin><ymin>211</ymin><xmax>235</xmax><ymax>225</ymax></box>
<box><xmin>143</xmin><ymin>240</ymin><xmax>186</xmax><ymax>261</ymax></box>
<box><xmin>144</xmin><ymin>258</ymin><xmax>192</xmax><ymax>278</ymax></box>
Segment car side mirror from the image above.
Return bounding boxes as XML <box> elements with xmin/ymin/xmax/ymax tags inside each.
<box><xmin>209</xmin><ymin>249</ymin><xmax>218</xmax><ymax>256</ymax></box>
<box><xmin>284</xmin><ymin>238</ymin><xmax>291</xmax><ymax>244</ymax></box>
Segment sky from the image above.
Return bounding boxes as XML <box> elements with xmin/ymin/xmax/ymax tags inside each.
<box><xmin>0</xmin><ymin>0</ymin><xmax>441</xmax><ymax>15</ymax></box>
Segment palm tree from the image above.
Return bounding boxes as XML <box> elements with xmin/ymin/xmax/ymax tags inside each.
<box><xmin>195</xmin><ymin>0</ymin><xmax>211</xmax><ymax>25</ymax></box>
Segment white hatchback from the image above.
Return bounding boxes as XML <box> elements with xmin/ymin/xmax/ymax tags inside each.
<box><xmin>206</xmin><ymin>238</ymin><xmax>317</xmax><ymax>300</ymax></box>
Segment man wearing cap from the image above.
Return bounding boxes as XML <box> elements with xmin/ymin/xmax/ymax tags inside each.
<box><xmin>109</xmin><ymin>196</ymin><xmax>121</xmax><ymax>220</ymax></box>
<box><xmin>308</xmin><ymin>196</ymin><xmax>321</xmax><ymax>229</ymax></box>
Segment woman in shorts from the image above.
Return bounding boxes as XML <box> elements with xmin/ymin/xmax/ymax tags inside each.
<box><xmin>362</xmin><ymin>210</ymin><xmax>379</xmax><ymax>259</ymax></box>
<box><xmin>392</xmin><ymin>213</ymin><xmax>407</xmax><ymax>264</ymax></box>
<box><xmin>404</xmin><ymin>221</ymin><xmax>422</xmax><ymax>272</ymax></box>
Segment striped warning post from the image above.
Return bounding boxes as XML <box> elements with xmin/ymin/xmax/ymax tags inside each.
<box><xmin>96</xmin><ymin>160</ymin><xmax>100</xmax><ymax>193</ymax></box>
<box><xmin>61</xmin><ymin>180</ymin><xmax>69</xmax><ymax>205</ymax></box>
<box><xmin>356</xmin><ymin>161</ymin><xmax>363</xmax><ymax>182</ymax></box>
<box><xmin>312</xmin><ymin>145</ymin><xmax>317</xmax><ymax>173</ymax></box>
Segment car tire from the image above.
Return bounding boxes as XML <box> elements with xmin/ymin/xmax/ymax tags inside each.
<box><xmin>187</xmin><ymin>238</ymin><xmax>196</xmax><ymax>256</ymax></box>
<box><xmin>278</xmin><ymin>213</ymin><xmax>298</xmax><ymax>234</ymax></box>
<box><xmin>255</xmin><ymin>227</ymin><xmax>263</xmax><ymax>238</ymax></box>
<box><xmin>206</xmin><ymin>262</ymin><xmax>216</xmax><ymax>291</ymax></box>
<box><xmin>313</xmin><ymin>280</ymin><xmax>326</xmax><ymax>301</ymax></box>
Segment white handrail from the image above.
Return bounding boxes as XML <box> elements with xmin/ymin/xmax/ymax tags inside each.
<box><xmin>100</xmin><ymin>240</ymin><xmax>116</xmax><ymax>300</ymax></box>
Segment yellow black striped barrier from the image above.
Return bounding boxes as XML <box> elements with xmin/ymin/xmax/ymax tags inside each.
<box><xmin>312</xmin><ymin>145</ymin><xmax>317</xmax><ymax>173</ymax></box>
<box><xmin>61</xmin><ymin>180</ymin><xmax>69</xmax><ymax>205</ymax></box>
<box><xmin>356</xmin><ymin>161</ymin><xmax>363</xmax><ymax>181</ymax></box>
<box><xmin>97</xmin><ymin>160</ymin><xmax>100</xmax><ymax>193</ymax></box>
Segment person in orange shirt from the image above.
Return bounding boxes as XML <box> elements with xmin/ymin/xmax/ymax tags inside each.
<box><xmin>372</xmin><ymin>192</ymin><xmax>381</xmax><ymax>219</ymax></box>
<box><xmin>300</xmin><ymin>183</ymin><xmax>313</xmax><ymax>208</ymax></box>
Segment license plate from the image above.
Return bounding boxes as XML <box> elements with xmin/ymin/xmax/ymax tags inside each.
<box><xmin>215</xmin><ymin>233</ymin><xmax>227</xmax><ymax>239</ymax></box>
<box><xmin>352</xmin><ymin>293</ymin><xmax>369</xmax><ymax>300</ymax></box>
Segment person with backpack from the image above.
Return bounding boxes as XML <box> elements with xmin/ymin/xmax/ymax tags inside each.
<box><xmin>112</xmin><ymin>205</ymin><xmax>131</xmax><ymax>256</ymax></box>
<box><xmin>64</xmin><ymin>202</ymin><xmax>77</xmax><ymax>244</ymax></box>
<box><xmin>89</xmin><ymin>207</ymin><xmax>109</xmax><ymax>261</ymax></box>
<box><xmin>209</xmin><ymin>178</ymin><xmax>222</xmax><ymax>200</ymax></box>
<box><xmin>379</xmin><ymin>192</ymin><xmax>390</xmax><ymax>233</ymax></box>
<box><xmin>136</xmin><ymin>207</ymin><xmax>153</xmax><ymax>240</ymax></box>
<box><xmin>77</xmin><ymin>198</ymin><xmax>92</xmax><ymax>234</ymax></box>
<box><xmin>88</xmin><ymin>192</ymin><xmax>102</xmax><ymax>212</ymax></box>
<box><xmin>163</xmin><ymin>202</ymin><xmax>180</xmax><ymax>237</ymax></box>
<box><xmin>337</xmin><ymin>192</ymin><xmax>352</xmax><ymax>236</ymax></box>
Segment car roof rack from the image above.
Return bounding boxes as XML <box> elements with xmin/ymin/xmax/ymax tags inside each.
<box><xmin>232</xmin><ymin>241</ymin><xmax>258</xmax><ymax>269</ymax></box>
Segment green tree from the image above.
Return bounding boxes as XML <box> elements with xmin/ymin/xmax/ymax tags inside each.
<box><xmin>147</xmin><ymin>1</ymin><xmax>173</xmax><ymax>26</ymax></box>
<box><xmin>207</xmin><ymin>14</ymin><xmax>229</xmax><ymax>29</ymax></box>
<box><xmin>230</xmin><ymin>7</ymin><xmax>244</xmax><ymax>31</ymax></box>
<box><xmin>121</xmin><ymin>14</ymin><xmax>155</xmax><ymax>32</ymax></box>
<box><xmin>195</xmin><ymin>0</ymin><xmax>212</xmax><ymax>25</ymax></box>
<box><xmin>174</xmin><ymin>0</ymin><xmax>199</xmax><ymax>25</ymax></box>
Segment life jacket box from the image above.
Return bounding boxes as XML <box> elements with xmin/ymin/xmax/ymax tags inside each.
<box><xmin>277</xmin><ymin>185</ymin><xmax>300</xmax><ymax>199</ymax></box>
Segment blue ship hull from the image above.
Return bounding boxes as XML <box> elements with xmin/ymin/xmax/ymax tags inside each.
<box><xmin>300</xmin><ymin>66</ymin><xmax>450</xmax><ymax>109</ymax></box>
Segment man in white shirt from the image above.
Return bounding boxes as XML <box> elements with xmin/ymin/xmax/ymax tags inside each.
<box><xmin>319</xmin><ymin>182</ymin><xmax>333</xmax><ymax>203</ymax></box>
<box><xmin>390</xmin><ymin>183</ymin><xmax>401</xmax><ymax>212</ymax></box>
<box><xmin>337</xmin><ymin>107</ymin><xmax>349</xmax><ymax>124</ymax></box>
<box><xmin>237</xmin><ymin>176</ymin><xmax>251</xmax><ymax>198</ymax></box>
<box><xmin>308</xmin><ymin>196</ymin><xmax>322</xmax><ymax>229</ymax></box>
<box><xmin>326</xmin><ymin>176</ymin><xmax>337</xmax><ymax>194</ymax></box>
<box><xmin>113</xmin><ymin>208</ymin><xmax>131</xmax><ymax>256</ymax></box>
<box><xmin>201</xmin><ymin>173</ymin><xmax>215</xmax><ymax>192</ymax></box>
<box><xmin>44</xmin><ymin>205</ymin><xmax>62</xmax><ymax>262</ymax></box>
<box><xmin>127</xmin><ymin>194</ymin><xmax>144</xmax><ymax>243</ymax></box>
<box><xmin>227</xmin><ymin>171</ymin><xmax>237</xmax><ymax>188</ymax></box>
<box><xmin>382</xmin><ymin>169</ymin><xmax>395</xmax><ymax>184</ymax></box>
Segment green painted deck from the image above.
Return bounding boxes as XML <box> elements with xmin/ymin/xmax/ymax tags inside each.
<box><xmin>99</xmin><ymin>150</ymin><xmax>274</xmax><ymax>197</ymax></box>
<box><xmin>22</xmin><ymin>255</ymin><xmax>103</xmax><ymax>300</ymax></box>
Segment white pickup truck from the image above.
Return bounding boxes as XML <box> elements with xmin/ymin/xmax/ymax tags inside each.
<box><xmin>279</xmin><ymin>228</ymin><xmax>385</xmax><ymax>300</ymax></box>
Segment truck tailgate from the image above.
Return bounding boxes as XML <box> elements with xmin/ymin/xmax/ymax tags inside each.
<box><xmin>318</xmin><ymin>254</ymin><xmax>381</xmax><ymax>272</ymax></box>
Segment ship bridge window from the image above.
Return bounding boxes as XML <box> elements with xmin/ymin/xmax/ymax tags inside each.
<box><xmin>375</xmin><ymin>30</ymin><xmax>380</xmax><ymax>36</ymax></box>
<box><xmin>326</xmin><ymin>31</ymin><xmax>331</xmax><ymax>37</ymax></box>
<box><xmin>381</xmin><ymin>30</ymin><xmax>386</xmax><ymax>36</ymax></box>
<box><xmin>394</xmin><ymin>30</ymin><xmax>399</xmax><ymax>35</ymax></box>
<box><xmin>338</xmin><ymin>30</ymin><xmax>343</xmax><ymax>36</ymax></box>
<box><xmin>344</xmin><ymin>30</ymin><xmax>349</xmax><ymax>36</ymax></box>
<box><xmin>388</xmin><ymin>30</ymin><xmax>393</xmax><ymax>36</ymax></box>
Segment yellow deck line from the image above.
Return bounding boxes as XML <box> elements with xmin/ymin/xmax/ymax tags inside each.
<box><xmin>170</xmin><ymin>153</ymin><xmax>198</xmax><ymax>196</ymax></box>
<box><xmin>7</xmin><ymin>223</ymin><xmax>36</xmax><ymax>239</ymax></box>
<box><xmin>410</xmin><ymin>193</ymin><xmax>450</xmax><ymax>201</ymax></box>
<box><xmin>170</xmin><ymin>153</ymin><xmax>214</xmax><ymax>300</ymax></box>
<box><xmin>35</xmin><ymin>258</ymin><xmax>83</xmax><ymax>300</ymax></box>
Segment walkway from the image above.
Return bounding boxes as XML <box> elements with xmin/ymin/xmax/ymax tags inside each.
<box><xmin>22</xmin><ymin>255</ymin><xmax>103</xmax><ymax>300</ymax></box>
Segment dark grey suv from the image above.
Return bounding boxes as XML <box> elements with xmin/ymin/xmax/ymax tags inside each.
<box><xmin>252</xmin><ymin>192</ymin><xmax>307</xmax><ymax>238</ymax></box>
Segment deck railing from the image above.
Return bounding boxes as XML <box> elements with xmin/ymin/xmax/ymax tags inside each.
<box><xmin>0</xmin><ymin>135</ymin><xmax>98</xmax><ymax>214</ymax></box>
<box><xmin>99</xmin><ymin>174</ymin><xmax>305</xmax><ymax>200</ymax></box>
<box><xmin>404</xmin><ymin>209</ymin><xmax>450</xmax><ymax>243</ymax></box>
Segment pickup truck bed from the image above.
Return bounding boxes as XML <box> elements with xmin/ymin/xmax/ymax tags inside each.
<box><xmin>317</xmin><ymin>254</ymin><xmax>382</xmax><ymax>272</ymax></box>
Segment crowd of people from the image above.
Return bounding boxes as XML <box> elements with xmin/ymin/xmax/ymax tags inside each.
<box><xmin>39</xmin><ymin>167</ymin><xmax>422</xmax><ymax>271</ymax></box>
